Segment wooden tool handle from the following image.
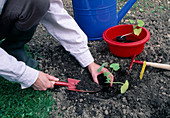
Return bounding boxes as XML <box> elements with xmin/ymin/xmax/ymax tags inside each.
<box><xmin>146</xmin><ymin>62</ymin><xmax>170</xmax><ymax>70</ymax></box>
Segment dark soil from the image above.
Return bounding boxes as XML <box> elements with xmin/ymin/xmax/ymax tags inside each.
<box><xmin>115</xmin><ymin>36</ymin><xmax>135</xmax><ymax>43</ymax></box>
<box><xmin>28</xmin><ymin>0</ymin><xmax>170</xmax><ymax>117</ymax></box>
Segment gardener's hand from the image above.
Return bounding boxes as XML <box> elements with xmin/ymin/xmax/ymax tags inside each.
<box><xmin>88</xmin><ymin>62</ymin><xmax>114</xmax><ymax>87</ymax></box>
<box><xmin>32</xmin><ymin>71</ymin><xmax>59</xmax><ymax>91</ymax></box>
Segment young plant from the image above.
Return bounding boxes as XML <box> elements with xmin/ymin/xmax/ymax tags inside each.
<box><xmin>0</xmin><ymin>38</ymin><xmax>5</xmax><ymax>45</ymax></box>
<box><xmin>124</xmin><ymin>19</ymin><xmax>145</xmax><ymax>37</ymax></box>
<box><xmin>97</xmin><ymin>63</ymin><xmax>129</xmax><ymax>94</ymax></box>
<box><xmin>130</xmin><ymin>19</ymin><xmax>145</xmax><ymax>36</ymax></box>
<box><xmin>116</xmin><ymin>19</ymin><xmax>145</xmax><ymax>42</ymax></box>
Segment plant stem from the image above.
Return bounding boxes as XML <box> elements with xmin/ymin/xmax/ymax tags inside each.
<box><xmin>106</xmin><ymin>82</ymin><xmax>124</xmax><ymax>84</ymax></box>
<box><xmin>112</xmin><ymin>82</ymin><xmax>124</xmax><ymax>85</ymax></box>
<box><xmin>120</xmin><ymin>32</ymin><xmax>133</xmax><ymax>38</ymax></box>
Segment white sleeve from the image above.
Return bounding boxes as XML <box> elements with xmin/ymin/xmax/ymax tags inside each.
<box><xmin>41</xmin><ymin>0</ymin><xmax>94</xmax><ymax>67</ymax></box>
<box><xmin>0</xmin><ymin>0</ymin><xmax>6</xmax><ymax>15</ymax></box>
<box><xmin>0</xmin><ymin>48</ymin><xmax>39</xmax><ymax>89</ymax></box>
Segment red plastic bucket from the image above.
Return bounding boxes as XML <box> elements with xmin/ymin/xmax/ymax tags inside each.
<box><xmin>103</xmin><ymin>24</ymin><xmax>150</xmax><ymax>57</ymax></box>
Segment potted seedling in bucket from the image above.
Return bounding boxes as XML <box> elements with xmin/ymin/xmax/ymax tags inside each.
<box><xmin>116</xmin><ymin>19</ymin><xmax>145</xmax><ymax>43</ymax></box>
<box><xmin>97</xmin><ymin>62</ymin><xmax>129</xmax><ymax>94</ymax></box>
<box><xmin>103</xmin><ymin>19</ymin><xmax>150</xmax><ymax>57</ymax></box>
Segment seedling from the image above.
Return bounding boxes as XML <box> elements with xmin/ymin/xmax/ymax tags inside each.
<box><xmin>0</xmin><ymin>38</ymin><xmax>5</xmax><ymax>45</ymax></box>
<box><xmin>116</xmin><ymin>19</ymin><xmax>145</xmax><ymax>42</ymax></box>
<box><xmin>97</xmin><ymin>63</ymin><xmax>129</xmax><ymax>94</ymax></box>
<box><xmin>140</xmin><ymin>8</ymin><xmax>144</xmax><ymax>12</ymax></box>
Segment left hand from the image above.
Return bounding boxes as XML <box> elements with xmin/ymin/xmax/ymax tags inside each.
<box><xmin>88</xmin><ymin>62</ymin><xmax>114</xmax><ymax>86</ymax></box>
<box><xmin>32</xmin><ymin>71</ymin><xmax>59</xmax><ymax>91</ymax></box>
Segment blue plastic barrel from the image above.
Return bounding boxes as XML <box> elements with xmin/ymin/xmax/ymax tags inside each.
<box><xmin>72</xmin><ymin>0</ymin><xmax>117</xmax><ymax>41</ymax></box>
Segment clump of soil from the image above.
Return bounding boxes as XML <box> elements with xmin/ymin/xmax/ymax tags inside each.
<box><xmin>75</xmin><ymin>79</ymin><xmax>102</xmax><ymax>92</ymax></box>
<box><xmin>115</xmin><ymin>36</ymin><xmax>134</xmax><ymax>43</ymax></box>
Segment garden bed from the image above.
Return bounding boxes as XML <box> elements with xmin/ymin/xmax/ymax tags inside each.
<box><xmin>28</xmin><ymin>0</ymin><xmax>169</xmax><ymax>117</ymax></box>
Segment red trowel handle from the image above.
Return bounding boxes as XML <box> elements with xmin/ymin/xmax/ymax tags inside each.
<box><xmin>145</xmin><ymin>62</ymin><xmax>170</xmax><ymax>70</ymax></box>
<box><xmin>51</xmin><ymin>81</ymin><xmax>70</xmax><ymax>87</ymax></box>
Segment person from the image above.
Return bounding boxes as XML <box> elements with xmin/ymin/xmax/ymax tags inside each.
<box><xmin>0</xmin><ymin>0</ymin><xmax>113</xmax><ymax>91</ymax></box>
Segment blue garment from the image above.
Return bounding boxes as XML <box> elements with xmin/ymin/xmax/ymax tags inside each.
<box><xmin>0</xmin><ymin>0</ymin><xmax>6</xmax><ymax>14</ymax></box>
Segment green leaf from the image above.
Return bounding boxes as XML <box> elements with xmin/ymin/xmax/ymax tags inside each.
<box><xmin>104</xmin><ymin>72</ymin><xmax>111</xmax><ymax>83</ymax></box>
<box><xmin>106</xmin><ymin>78</ymin><xmax>111</xmax><ymax>83</ymax></box>
<box><xmin>139</xmin><ymin>8</ymin><xmax>144</xmax><ymax>12</ymax></box>
<box><xmin>129</xmin><ymin>19</ymin><xmax>135</xmax><ymax>24</ymax></box>
<box><xmin>105</xmin><ymin>81</ymin><xmax>111</xmax><ymax>83</ymax></box>
<box><xmin>121</xmin><ymin>80</ymin><xmax>129</xmax><ymax>94</ymax></box>
<box><xmin>0</xmin><ymin>38</ymin><xmax>5</xmax><ymax>45</ymax></box>
<box><xmin>137</xmin><ymin>20</ymin><xmax>144</xmax><ymax>27</ymax></box>
<box><xmin>134</xmin><ymin>28</ymin><xmax>142</xmax><ymax>36</ymax></box>
<box><xmin>133</xmin><ymin>25</ymin><xmax>137</xmax><ymax>28</ymax></box>
<box><xmin>97</xmin><ymin>62</ymin><xmax>107</xmax><ymax>72</ymax></box>
<box><xmin>110</xmin><ymin>63</ymin><xmax>120</xmax><ymax>71</ymax></box>
<box><xmin>26</xmin><ymin>112</ymin><xmax>33</xmax><ymax>116</ymax></box>
<box><xmin>104</xmin><ymin>72</ymin><xmax>111</xmax><ymax>78</ymax></box>
<box><xmin>160</xmin><ymin>6</ymin><xmax>164</xmax><ymax>9</ymax></box>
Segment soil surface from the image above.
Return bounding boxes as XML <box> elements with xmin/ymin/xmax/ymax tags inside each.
<box><xmin>28</xmin><ymin>0</ymin><xmax>169</xmax><ymax>118</ymax></box>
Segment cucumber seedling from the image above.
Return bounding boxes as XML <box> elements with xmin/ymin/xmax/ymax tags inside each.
<box><xmin>97</xmin><ymin>63</ymin><xmax>129</xmax><ymax>94</ymax></box>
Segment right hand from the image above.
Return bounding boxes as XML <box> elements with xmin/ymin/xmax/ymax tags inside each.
<box><xmin>88</xmin><ymin>62</ymin><xmax>114</xmax><ymax>87</ymax></box>
<box><xmin>32</xmin><ymin>71</ymin><xmax>59</xmax><ymax>91</ymax></box>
